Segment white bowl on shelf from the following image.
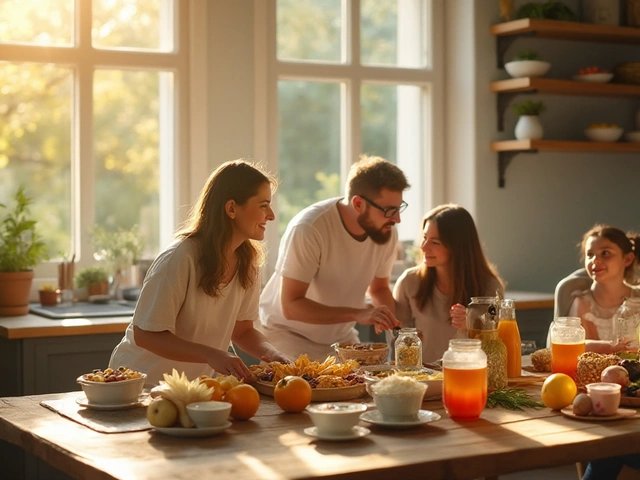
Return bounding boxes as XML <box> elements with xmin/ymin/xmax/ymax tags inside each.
<box><xmin>573</xmin><ymin>73</ymin><xmax>614</xmax><ymax>83</ymax></box>
<box><xmin>504</xmin><ymin>60</ymin><xmax>551</xmax><ymax>78</ymax></box>
<box><xmin>625</xmin><ymin>131</ymin><xmax>640</xmax><ymax>142</ymax></box>
<box><xmin>584</xmin><ymin>127</ymin><xmax>623</xmax><ymax>142</ymax></box>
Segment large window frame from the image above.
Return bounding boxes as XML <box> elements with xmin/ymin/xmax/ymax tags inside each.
<box><xmin>0</xmin><ymin>0</ymin><xmax>208</xmax><ymax>289</ymax></box>
<box><xmin>254</xmin><ymin>0</ymin><xmax>445</xmax><ymax>272</ymax></box>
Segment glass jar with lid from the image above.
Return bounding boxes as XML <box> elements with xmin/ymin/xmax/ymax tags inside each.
<box><xmin>442</xmin><ymin>339</ymin><xmax>487</xmax><ymax>421</ymax></box>
<box><xmin>394</xmin><ymin>327</ymin><xmax>422</xmax><ymax>368</ymax></box>
<box><xmin>613</xmin><ymin>297</ymin><xmax>640</xmax><ymax>351</ymax></box>
<box><xmin>550</xmin><ymin>316</ymin><xmax>585</xmax><ymax>380</ymax></box>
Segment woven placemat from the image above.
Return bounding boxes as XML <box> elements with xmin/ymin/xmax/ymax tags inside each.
<box><xmin>40</xmin><ymin>392</ymin><xmax>152</xmax><ymax>434</ymax></box>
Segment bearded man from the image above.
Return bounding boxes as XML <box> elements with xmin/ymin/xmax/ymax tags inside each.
<box><xmin>259</xmin><ymin>155</ymin><xmax>410</xmax><ymax>360</ymax></box>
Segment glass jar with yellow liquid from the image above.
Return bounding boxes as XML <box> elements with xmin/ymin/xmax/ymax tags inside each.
<box><xmin>550</xmin><ymin>316</ymin><xmax>585</xmax><ymax>380</ymax></box>
<box><xmin>443</xmin><ymin>339</ymin><xmax>487</xmax><ymax>421</ymax></box>
<box><xmin>497</xmin><ymin>299</ymin><xmax>522</xmax><ymax>378</ymax></box>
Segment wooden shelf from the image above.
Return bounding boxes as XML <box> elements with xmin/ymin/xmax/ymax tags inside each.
<box><xmin>491</xmin><ymin>140</ymin><xmax>640</xmax><ymax>187</ymax></box>
<box><xmin>491</xmin><ymin>78</ymin><xmax>640</xmax><ymax>96</ymax></box>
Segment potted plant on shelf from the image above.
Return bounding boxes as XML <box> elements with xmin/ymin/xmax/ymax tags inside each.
<box><xmin>504</xmin><ymin>49</ymin><xmax>551</xmax><ymax>78</ymax></box>
<box><xmin>0</xmin><ymin>186</ymin><xmax>49</xmax><ymax>316</ymax></box>
<box><xmin>39</xmin><ymin>285</ymin><xmax>59</xmax><ymax>307</ymax></box>
<box><xmin>74</xmin><ymin>265</ymin><xmax>110</xmax><ymax>297</ymax></box>
<box><xmin>513</xmin><ymin>100</ymin><xmax>546</xmax><ymax>140</ymax></box>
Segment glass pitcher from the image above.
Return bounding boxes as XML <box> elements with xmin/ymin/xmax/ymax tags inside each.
<box><xmin>467</xmin><ymin>296</ymin><xmax>507</xmax><ymax>390</ymax></box>
<box><xmin>613</xmin><ymin>297</ymin><xmax>640</xmax><ymax>351</ymax></box>
<box><xmin>443</xmin><ymin>339</ymin><xmax>487</xmax><ymax>421</ymax></box>
<box><xmin>497</xmin><ymin>299</ymin><xmax>522</xmax><ymax>378</ymax></box>
<box><xmin>550</xmin><ymin>316</ymin><xmax>585</xmax><ymax>380</ymax></box>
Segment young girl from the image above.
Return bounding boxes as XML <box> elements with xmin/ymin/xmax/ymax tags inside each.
<box><xmin>568</xmin><ymin>225</ymin><xmax>640</xmax><ymax>354</ymax></box>
<box><xmin>109</xmin><ymin>160</ymin><xmax>289</xmax><ymax>385</ymax></box>
<box><xmin>392</xmin><ymin>204</ymin><xmax>504</xmax><ymax>363</ymax></box>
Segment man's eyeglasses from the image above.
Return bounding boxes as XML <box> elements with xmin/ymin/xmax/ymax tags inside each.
<box><xmin>358</xmin><ymin>195</ymin><xmax>408</xmax><ymax>218</ymax></box>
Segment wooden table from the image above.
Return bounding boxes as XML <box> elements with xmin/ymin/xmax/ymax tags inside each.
<box><xmin>1</xmin><ymin>387</ymin><xmax>639</xmax><ymax>480</ymax></box>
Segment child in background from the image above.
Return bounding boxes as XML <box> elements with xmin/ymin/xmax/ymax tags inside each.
<box><xmin>568</xmin><ymin>225</ymin><xmax>640</xmax><ymax>354</ymax></box>
<box><xmin>392</xmin><ymin>204</ymin><xmax>504</xmax><ymax>363</ymax></box>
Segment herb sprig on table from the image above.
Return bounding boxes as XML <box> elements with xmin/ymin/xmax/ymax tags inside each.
<box><xmin>487</xmin><ymin>388</ymin><xmax>544</xmax><ymax>411</ymax></box>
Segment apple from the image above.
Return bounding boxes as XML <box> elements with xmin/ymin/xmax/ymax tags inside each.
<box><xmin>147</xmin><ymin>397</ymin><xmax>179</xmax><ymax>427</ymax></box>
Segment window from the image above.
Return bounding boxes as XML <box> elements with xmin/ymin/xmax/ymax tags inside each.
<box><xmin>256</xmin><ymin>0</ymin><xmax>443</xmax><ymax>268</ymax></box>
<box><xmin>0</xmin><ymin>0</ymin><xmax>193</xmax><ymax>283</ymax></box>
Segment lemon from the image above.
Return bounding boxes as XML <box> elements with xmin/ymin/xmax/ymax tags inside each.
<box><xmin>541</xmin><ymin>373</ymin><xmax>577</xmax><ymax>410</ymax></box>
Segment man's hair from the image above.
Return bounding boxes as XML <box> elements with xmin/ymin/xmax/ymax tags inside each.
<box><xmin>346</xmin><ymin>155</ymin><xmax>410</xmax><ymax>200</ymax></box>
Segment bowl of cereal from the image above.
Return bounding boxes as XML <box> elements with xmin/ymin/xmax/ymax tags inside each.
<box><xmin>369</xmin><ymin>375</ymin><xmax>427</xmax><ymax>422</ymax></box>
<box><xmin>77</xmin><ymin>367</ymin><xmax>146</xmax><ymax>405</ymax></box>
<box><xmin>332</xmin><ymin>342</ymin><xmax>389</xmax><ymax>366</ymax></box>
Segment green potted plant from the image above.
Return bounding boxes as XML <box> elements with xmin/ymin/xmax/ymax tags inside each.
<box><xmin>504</xmin><ymin>49</ymin><xmax>551</xmax><ymax>78</ymax></box>
<box><xmin>74</xmin><ymin>265</ymin><xmax>110</xmax><ymax>296</ymax></box>
<box><xmin>513</xmin><ymin>100</ymin><xmax>546</xmax><ymax>140</ymax></box>
<box><xmin>90</xmin><ymin>224</ymin><xmax>145</xmax><ymax>288</ymax></box>
<box><xmin>38</xmin><ymin>284</ymin><xmax>60</xmax><ymax>307</ymax></box>
<box><xmin>0</xmin><ymin>186</ymin><xmax>49</xmax><ymax>316</ymax></box>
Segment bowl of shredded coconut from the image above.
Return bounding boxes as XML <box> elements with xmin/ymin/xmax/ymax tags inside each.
<box><xmin>369</xmin><ymin>375</ymin><xmax>427</xmax><ymax>421</ymax></box>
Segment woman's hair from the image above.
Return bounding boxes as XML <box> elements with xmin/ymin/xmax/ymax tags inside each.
<box><xmin>415</xmin><ymin>204</ymin><xmax>504</xmax><ymax>310</ymax></box>
<box><xmin>175</xmin><ymin>159</ymin><xmax>276</xmax><ymax>297</ymax></box>
<box><xmin>579</xmin><ymin>224</ymin><xmax>639</xmax><ymax>284</ymax></box>
<box><xmin>346</xmin><ymin>154</ymin><xmax>410</xmax><ymax>200</ymax></box>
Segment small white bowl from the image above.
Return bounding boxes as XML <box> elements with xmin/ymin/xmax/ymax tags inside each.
<box><xmin>586</xmin><ymin>383</ymin><xmax>621</xmax><ymax>416</ymax></box>
<box><xmin>306</xmin><ymin>402</ymin><xmax>367</xmax><ymax>436</ymax></box>
<box><xmin>187</xmin><ymin>401</ymin><xmax>232</xmax><ymax>428</ymax></box>
<box><xmin>369</xmin><ymin>375</ymin><xmax>427</xmax><ymax>422</ymax></box>
<box><xmin>361</xmin><ymin>365</ymin><xmax>442</xmax><ymax>399</ymax></box>
<box><xmin>77</xmin><ymin>374</ymin><xmax>146</xmax><ymax>405</ymax></box>
<box><xmin>504</xmin><ymin>60</ymin><xmax>551</xmax><ymax>78</ymax></box>
<box><xmin>626</xmin><ymin>131</ymin><xmax>640</xmax><ymax>142</ymax></box>
<box><xmin>573</xmin><ymin>73</ymin><xmax>614</xmax><ymax>83</ymax></box>
<box><xmin>584</xmin><ymin>127</ymin><xmax>623</xmax><ymax>142</ymax></box>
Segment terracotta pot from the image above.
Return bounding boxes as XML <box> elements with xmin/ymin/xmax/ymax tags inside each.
<box><xmin>87</xmin><ymin>281</ymin><xmax>109</xmax><ymax>296</ymax></box>
<box><xmin>0</xmin><ymin>270</ymin><xmax>35</xmax><ymax>316</ymax></box>
<box><xmin>39</xmin><ymin>289</ymin><xmax>60</xmax><ymax>307</ymax></box>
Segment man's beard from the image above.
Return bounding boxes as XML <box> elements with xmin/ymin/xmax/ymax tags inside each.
<box><xmin>357</xmin><ymin>212</ymin><xmax>394</xmax><ymax>245</ymax></box>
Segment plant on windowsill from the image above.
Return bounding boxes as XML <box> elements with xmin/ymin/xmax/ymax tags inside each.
<box><xmin>74</xmin><ymin>265</ymin><xmax>110</xmax><ymax>296</ymax></box>
<box><xmin>90</xmin><ymin>224</ymin><xmax>145</xmax><ymax>291</ymax></box>
<box><xmin>0</xmin><ymin>186</ymin><xmax>49</xmax><ymax>316</ymax></box>
<box><xmin>513</xmin><ymin>100</ymin><xmax>546</xmax><ymax>140</ymax></box>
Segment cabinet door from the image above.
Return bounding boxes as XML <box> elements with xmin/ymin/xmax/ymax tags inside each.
<box><xmin>22</xmin><ymin>334</ymin><xmax>123</xmax><ymax>395</ymax></box>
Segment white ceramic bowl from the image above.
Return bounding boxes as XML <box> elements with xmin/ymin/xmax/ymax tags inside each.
<box><xmin>306</xmin><ymin>402</ymin><xmax>367</xmax><ymax>435</ymax></box>
<box><xmin>369</xmin><ymin>375</ymin><xmax>427</xmax><ymax>422</ymax></box>
<box><xmin>504</xmin><ymin>60</ymin><xmax>551</xmax><ymax>78</ymax></box>
<box><xmin>361</xmin><ymin>365</ymin><xmax>443</xmax><ymax>399</ymax></box>
<box><xmin>573</xmin><ymin>73</ymin><xmax>614</xmax><ymax>83</ymax></box>
<box><xmin>626</xmin><ymin>131</ymin><xmax>640</xmax><ymax>142</ymax></box>
<box><xmin>187</xmin><ymin>401</ymin><xmax>232</xmax><ymax>428</ymax></box>
<box><xmin>77</xmin><ymin>374</ymin><xmax>146</xmax><ymax>405</ymax></box>
<box><xmin>586</xmin><ymin>382</ymin><xmax>621</xmax><ymax>416</ymax></box>
<box><xmin>584</xmin><ymin>127</ymin><xmax>623</xmax><ymax>142</ymax></box>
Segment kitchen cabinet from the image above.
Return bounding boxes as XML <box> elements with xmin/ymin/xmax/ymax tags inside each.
<box><xmin>490</xmin><ymin>19</ymin><xmax>640</xmax><ymax>187</ymax></box>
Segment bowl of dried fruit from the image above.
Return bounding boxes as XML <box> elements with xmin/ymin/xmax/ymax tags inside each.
<box><xmin>332</xmin><ymin>342</ymin><xmax>389</xmax><ymax>366</ymax></box>
<box><xmin>585</xmin><ymin>124</ymin><xmax>623</xmax><ymax>142</ymax></box>
<box><xmin>77</xmin><ymin>367</ymin><xmax>146</xmax><ymax>405</ymax></box>
<box><xmin>573</xmin><ymin>66</ymin><xmax>613</xmax><ymax>83</ymax></box>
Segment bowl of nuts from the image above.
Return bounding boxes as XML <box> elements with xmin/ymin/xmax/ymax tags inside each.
<box><xmin>332</xmin><ymin>342</ymin><xmax>389</xmax><ymax>366</ymax></box>
<box><xmin>77</xmin><ymin>367</ymin><xmax>146</xmax><ymax>405</ymax></box>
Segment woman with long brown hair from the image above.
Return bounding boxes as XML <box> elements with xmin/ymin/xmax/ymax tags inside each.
<box><xmin>392</xmin><ymin>204</ymin><xmax>504</xmax><ymax>363</ymax></box>
<box><xmin>110</xmin><ymin>159</ymin><xmax>289</xmax><ymax>385</ymax></box>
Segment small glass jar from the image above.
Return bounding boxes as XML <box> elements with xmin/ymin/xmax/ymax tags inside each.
<box><xmin>442</xmin><ymin>339</ymin><xmax>487</xmax><ymax>421</ymax></box>
<box><xmin>613</xmin><ymin>297</ymin><xmax>640</xmax><ymax>351</ymax></box>
<box><xmin>550</xmin><ymin>316</ymin><xmax>585</xmax><ymax>380</ymax></box>
<box><xmin>394</xmin><ymin>328</ymin><xmax>422</xmax><ymax>368</ymax></box>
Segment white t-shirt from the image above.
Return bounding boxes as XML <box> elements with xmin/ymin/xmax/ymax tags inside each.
<box><xmin>109</xmin><ymin>238</ymin><xmax>259</xmax><ymax>385</ymax></box>
<box><xmin>259</xmin><ymin>197</ymin><xmax>397</xmax><ymax>349</ymax></box>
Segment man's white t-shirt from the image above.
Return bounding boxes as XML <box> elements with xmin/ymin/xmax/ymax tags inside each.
<box><xmin>259</xmin><ymin>197</ymin><xmax>397</xmax><ymax>349</ymax></box>
<box><xmin>109</xmin><ymin>238</ymin><xmax>259</xmax><ymax>385</ymax></box>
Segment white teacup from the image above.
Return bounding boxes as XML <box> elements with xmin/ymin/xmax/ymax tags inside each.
<box><xmin>306</xmin><ymin>402</ymin><xmax>367</xmax><ymax>436</ymax></box>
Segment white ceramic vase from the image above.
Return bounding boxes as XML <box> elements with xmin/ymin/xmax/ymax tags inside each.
<box><xmin>514</xmin><ymin>115</ymin><xmax>543</xmax><ymax>140</ymax></box>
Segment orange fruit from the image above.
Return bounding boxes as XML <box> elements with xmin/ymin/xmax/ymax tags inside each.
<box><xmin>541</xmin><ymin>373</ymin><xmax>577</xmax><ymax>410</ymax></box>
<box><xmin>274</xmin><ymin>375</ymin><xmax>312</xmax><ymax>413</ymax></box>
<box><xmin>199</xmin><ymin>377</ymin><xmax>224</xmax><ymax>401</ymax></box>
<box><xmin>219</xmin><ymin>375</ymin><xmax>241</xmax><ymax>392</ymax></box>
<box><xmin>224</xmin><ymin>384</ymin><xmax>260</xmax><ymax>420</ymax></box>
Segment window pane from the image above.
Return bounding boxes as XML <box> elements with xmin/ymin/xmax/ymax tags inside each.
<box><xmin>0</xmin><ymin>0</ymin><xmax>73</xmax><ymax>46</ymax></box>
<box><xmin>0</xmin><ymin>63</ymin><xmax>73</xmax><ymax>258</ymax></box>
<box><xmin>277</xmin><ymin>0</ymin><xmax>343</xmax><ymax>63</ymax></box>
<box><xmin>361</xmin><ymin>83</ymin><xmax>423</xmax><ymax>241</ymax></box>
<box><xmin>277</xmin><ymin>80</ymin><xmax>341</xmax><ymax>235</ymax></box>
<box><xmin>92</xmin><ymin>0</ymin><xmax>173</xmax><ymax>51</ymax></box>
<box><xmin>361</xmin><ymin>0</ymin><xmax>426</xmax><ymax>68</ymax></box>
<box><xmin>94</xmin><ymin>69</ymin><xmax>169</xmax><ymax>258</ymax></box>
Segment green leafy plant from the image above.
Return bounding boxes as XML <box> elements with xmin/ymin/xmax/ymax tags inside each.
<box><xmin>513</xmin><ymin>100</ymin><xmax>545</xmax><ymax>116</ymax></box>
<box><xmin>517</xmin><ymin>2</ymin><xmax>577</xmax><ymax>21</ymax></box>
<box><xmin>514</xmin><ymin>49</ymin><xmax>541</xmax><ymax>61</ymax></box>
<box><xmin>0</xmin><ymin>186</ymin><xmax>49</xmax><ymax>271</ymax></box>
<box><xmin>90</xmin><ymin>224</ymin><xmax>144</xmax><ymax>267</ymax></box>
<box><xmin>74</xmin><ymin>265</ymin><xmax>110</xmax><ymax>288</ymax></box>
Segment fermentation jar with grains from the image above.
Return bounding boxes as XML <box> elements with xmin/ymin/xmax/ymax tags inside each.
<box><xmin>613</xmin><ymin>297</ymin><xmax>640</xmax><ymax>351</ymax></box>
<box><xmin>395</xmin><ymin>328</ymin><xmax>422</xmax><ymax>368</ymax></box>
<box><xmin>442</xmin><ymin>339</ymin><xmax>487</xmax><ymax>421</ymax></box>
<box><xmin>550</xmin><ymin>316</ymin><xmax>585</xmax><ymax>380</ymax></box>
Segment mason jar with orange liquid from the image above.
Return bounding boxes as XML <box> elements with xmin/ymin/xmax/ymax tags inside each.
<box><xmin>497</xmin><ymin>299</ymin><xmax>522</xmax><ymax>378</ymax></box>
<box><xmin>550</xmin><ymin>316</ymin><xmax>585</xmax><ymax>380</ymax></box>
<box><xmin>443</xmin><ymin>339</ymin><xmax>487</xmax><ymax>421</ymax></box>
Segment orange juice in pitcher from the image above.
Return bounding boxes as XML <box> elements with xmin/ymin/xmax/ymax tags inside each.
<box><xmin>442</xmin><ymin>339</ymin><xmax>487</xmax><ymax>421</ymax></box>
